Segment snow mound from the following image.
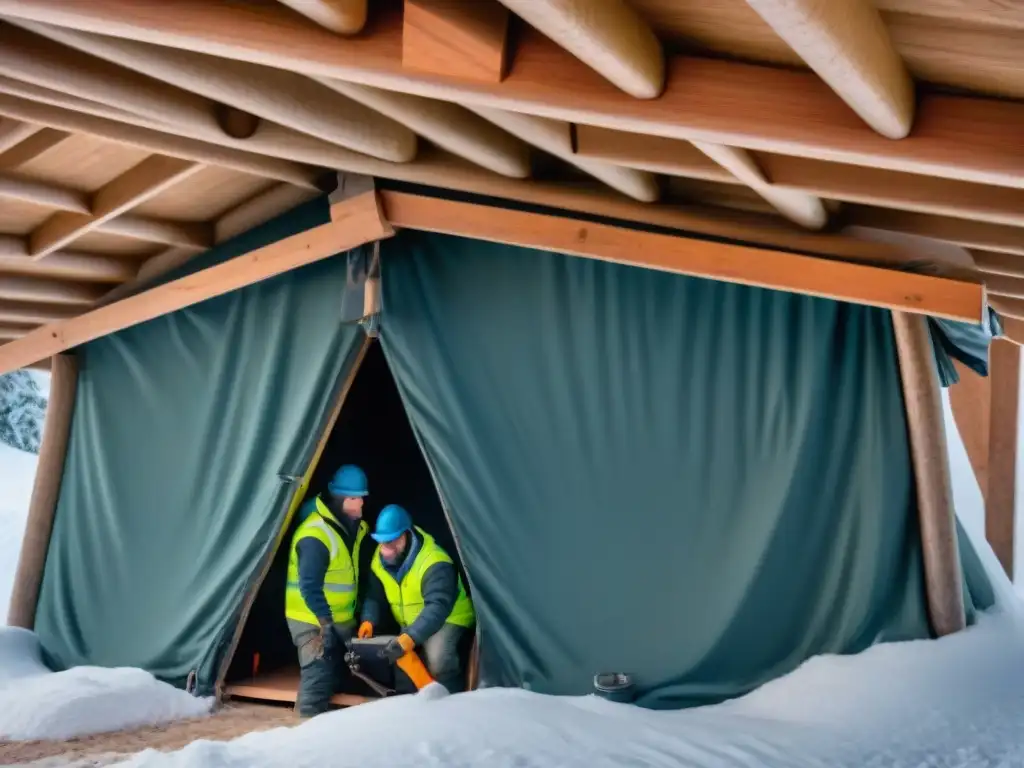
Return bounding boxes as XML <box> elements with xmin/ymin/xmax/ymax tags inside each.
<box><xmin>116</xmin><ymin>606</ymin><xmax>1024</xmax><ymax>768</ymax></box>
<box><xmin>0</xmin><ymin>628</ymin><xmax>213</xmax><ymax>741</ymax></box>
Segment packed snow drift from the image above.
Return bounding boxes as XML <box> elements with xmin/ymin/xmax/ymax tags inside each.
<box><xmin>0</xmin><ymin>627</ymin><xmax>213</xmax><ymax>741</ymax></box>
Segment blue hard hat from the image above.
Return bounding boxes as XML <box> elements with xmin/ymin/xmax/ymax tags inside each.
<box><xmin>328</xmin><ymin>464</ymin><xmax>368</xmax><ymax>497</ymax></box>
<box><xmin>372</xmin><ymin>504</ymin><xmax>412</xmax><ymax>543</ymax></box>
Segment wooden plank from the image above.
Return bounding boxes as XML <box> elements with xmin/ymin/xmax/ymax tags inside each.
<box><xmin>973</xmin><ymin>250</ymin><xmax>1024</xmax><ymax>279</ymax></box>
<box><xmin>746</xmin><ymin>0</ymin><xmax>913</xmax><ymax>138</ymax></box>
<box><xmin>1</xmin><ymin>1</ymin><xmax>1020</xmax><ymax>189</ymax></box>
<box><xmin>225</xmin><ymin>668</ymin><xmax>370</xmax><ymax>707</ymax></box>
<box><xmin>0</xmin><ymin>301</ymin><xmax>81</xmax><ymax>324</ymax></box>
<box><xmin>7</xmin><ymin>354</ymin><xmax>78</xmax><ymax>628</ymax></box>
<box><xmin>277</xmin><ymin>0</ymin><xmax>367</xmax><ymax>34</ymax></box>
<box><xmin>846</xmin><ymin>207</ymin><xmax>1024</xmax><ymax>256</ymax></box>
<box><xmin>0</xmin><ymin>275</ymin><xmax>106</xmax><ymax>306</ymax></box>
<box><xmin>379</xmin><ymin>191</ymin><xmax>985</xmax><ymax>322</ymax></box>
<box><xmin>0</xmin><ymin>127</ymin><xmax>70</xmax><ymax>170</ymax></box>
<box><xmin>0</xmin><ymin>249</ymin><xmax>136</xmax><ymax>283</ymax></box>
<box><xmin>29</xmin><ymin>155</ymin><xmax>203</xmax><ymax>258</ymax></box>
<box><xmin>0</xmin><ymin>118</ymin><xmax>39</xmax><ymax>153</ymax></box>
<box><xmin>0</xmin><ymin>190</ymin><xmax>393</xmax><ymax>375</ymax></box>
<box><xmin>986</xmin><ymin>339</ymin><xmax>1019</xmax><ymax>578</ymax></box>
<box><xmin>403</xmin><ymin>0</ymin><xmax>510</xmax><ymax>82</ymax></box>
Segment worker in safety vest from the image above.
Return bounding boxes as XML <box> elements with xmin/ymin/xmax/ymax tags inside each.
<box><xmin>358</xmin><ymin>504</ymin><xmax>475</xmax><ymax>693</ymax></box>
<box><xmin>285</xmin><ymin>464</ymin><xmax>371</xmax><ymax>717</ymax></box>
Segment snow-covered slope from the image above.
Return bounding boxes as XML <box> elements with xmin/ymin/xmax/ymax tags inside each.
<box><xmin>0</xmin><ymin>441</ymin><xmax>38</xmax><ymax>619</ymax></box>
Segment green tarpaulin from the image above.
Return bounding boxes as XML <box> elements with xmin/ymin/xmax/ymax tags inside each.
<box><xmin>34</xmin><ymin>200</ymin><xmax>366</xmax><ymax>692</ymax></box>
<box><xmin>378</xmin><ymin>231</ymin><xmax>990</xmax><ymax>709</ymax></box>
<box><xmin>33</xmin><ymin>212</ymin><xmax>994</xmax><ymax>706</ymax></box>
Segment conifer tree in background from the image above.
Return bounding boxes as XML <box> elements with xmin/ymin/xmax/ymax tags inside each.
<box><xmin>0</xmin><ymin>371</ymin><xmax>47</xmax><ymax>454</ymax></box>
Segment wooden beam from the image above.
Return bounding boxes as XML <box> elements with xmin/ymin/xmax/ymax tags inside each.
<box><xmin>99</xmin><ymin>215</ymin><xmax>213</xmax><ymax>249</ymax></box>
<box><xmin>277</xmin><ymin>0</ymin><xmax>367</xmax><ymax>34</ymax></box>
<box><xmin>0</xmin><ymin>127</ymin><xmax>70</xmax><ymax>170</ymax></box>
<box><xmin>0</xmin><ymin>323</ymin><xmax>29</xmax><ymax>340</ymax></box>
<box><xmin>319</xmin><ymin>78</ymin><xmax>531</xmax><ymax>178</ymax></box>
<box><xmin>690</xmin><ymin>142</ymin><xmax>827</xmax><ymax>229</ymax></box>
<box><xmin>2</xmin><ymin>2</ymin><xmax>1016</xmax><ymax>190</ymax></box>
<box><xmin>0</xmin><ymin>249</ymin><xmax>136</xmax><ymax>283</ymax></box>
<box><xmin>1002</xmin><ymin>317</ymin><xmax>1024</xmax><ymax>347</ymax></box>
<box><xmin>948</xmin><ymin>360</ymin><xmax>990</xmax><ymax>493</ymax></box>
<box><xmin>846</xmin><ymin>207</ymin><xmax>1024</xmax><ymax>256</ymax></box>
<box><xmin>0</xmin><ymin>301</ymin><xmax>81</xmax><ymax>325</ymax></box>
<box><xmin>745</xmin><ymin>0</ymin><xmax>914</xmax><ymax>138</ymax></box>
<box><xmin>17</xmin><ymin>21</ymin><xmax>419</xmax><ymax>165</ymax></box>
<box><xmin>0</xmin><ymin>94</ymin><xmax>319</xmax><ymax>188</ymax></box>
<box><xmin>575</xmin><ymin>125</ymin><xmax>734</xmax><ymax>181</ymax></box>
<box><xmin>892</xmin><ymin>311</ymin><xmax>966</xmax><ymax>636</ymax></box>
<box><xmin>0</xmin><ymin>173</ymin><xmax>90</xmax><ymax>213</ymax></box>
<box><xmin>403</xmin><ymin>0</ymin><xmax>510</xmax><ymax>82</ymax></box>
<box><xmin>0</xmin><ymin>190</ymin><xmax>393</xmax><ymax>374</ymax></box>
<box><xmin>495</xmin><ymin>0</ymin><xmax>664</xmax><ymax>98</ymax></box>
<box><xmin>973</xmin><ymin>250</ymin><xmax>1024</xmax><ymax>279</ymax></box>
<box><xmin>0</xmin><ymin>117</ymin><xmax>39</xmax><ymax>153</ymax></box>
<box><xmin>986</xmin><ymin>338</ymin><xmax>1019</xmax><ymax>578</ymax></box>
<box><xmin>380</xmin><ymin>191</ymin><xmax>985</xmax><ymax>322</ymax></box>
<box><xmin>984</xmin><ymin>274</ymin><xmax>1024</xmax><ymax>301</ymax></box>
<box><xmin>29</xmin><ymin>155</ymin><xmax>203</xmax><ymax>258</ymax></box>
<box><xmin>0</xmin><ymin>275</ymin><xmax>106</xmax><ymax>306</ymax></box>
<box><xmin>990</xmin><ymin>296</ymin><xmax>1024</xmax><ymax>321</ymax></box>
<box><xmin>7</xmin><ymin>353</ymin><xmax>78</xmax><ymax>629</ymax></box>
<box><xmin>469</xmin><ymin>106</ymin><xmax>657</xmax><ymax>201</ymax></box>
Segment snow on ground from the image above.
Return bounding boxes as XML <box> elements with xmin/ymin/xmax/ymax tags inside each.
<box><xmin>0</xmin><ymin>627</ymin><xmax>213</xmax><ymax>741</ymax></box>
<box><xmin>0</xmin><ymin>441</ymin><xmax>38</xmax><ymax>618</ymax></box>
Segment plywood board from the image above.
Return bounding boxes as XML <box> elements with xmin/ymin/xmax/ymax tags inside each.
<box><xmin>17</xmin><ymin>133</ymin><xmax>151</xmax><ymax>191</ymax></box>
<box><xmin>133</xmin><ymin>166</ymin><xmax>277</xmax><ymax>222</ymax></box>
<box><xmin>0</xmin><ymin>198</ymin><xmax>54</xmax><ymax>235</ymax></box>
<box><xmin>225</xmin><ymin>668</ymin><xmax>370</xmax><ymax>708</ymax></box>
<box><xmin>70</xmin><ymin>231</ymin><xmax>163</xmax><ymax>257</ymax></box>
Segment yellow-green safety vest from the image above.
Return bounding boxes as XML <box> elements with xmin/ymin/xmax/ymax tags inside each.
<box><xmin>371</xmin><ymin>526</ymin><xmax>475</xmax><ymax>630</ymax></box>
<box><xmin>285</xmin><ymin>497</ymin><xmax>367</xmax><ymax>625</ymax></box>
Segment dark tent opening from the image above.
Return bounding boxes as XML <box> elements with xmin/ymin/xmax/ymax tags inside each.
<box><xmin>223</xmin><ymin>338</ymin><xmax>473</xmax><ymax>705</ymax></box>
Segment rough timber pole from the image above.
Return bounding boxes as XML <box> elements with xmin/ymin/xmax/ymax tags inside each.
<box><xmin>7</xmin><ymin>354</ymin><xmax>78</xmax><ymax>629</ymax></box>
<box><xmin>891</xmin><ymin>311</ymin><xmax>966</xmax><ymax>636</ymax></box>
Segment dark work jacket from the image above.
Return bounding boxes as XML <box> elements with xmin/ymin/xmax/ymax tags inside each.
<box><xmin>361</xmin><ymin>529</ymin><xmax>457</xmax><ymax>645</ymax></box>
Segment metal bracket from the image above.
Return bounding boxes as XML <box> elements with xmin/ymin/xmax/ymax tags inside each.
<box><xmin>328</xmin><ymin>172</ymin><xmax>378</xmax><ymax>206</ymax></box>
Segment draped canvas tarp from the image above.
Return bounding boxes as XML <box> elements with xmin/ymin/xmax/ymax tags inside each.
<box><xmin>34</xmin><ymin>200</ymin><xmax>366</xmax><ymax>694</ymax></box>
<box><xmin>379</xmin><ymin>230</ymin><xmax>993</xmax><ymax>709</ymax></box>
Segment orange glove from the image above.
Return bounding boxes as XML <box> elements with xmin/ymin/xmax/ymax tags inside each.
<box><xmin>397</xmin><ymin>633</ymin><xmax>416</xmax><ymax>653</ymax></box>
<box><xmin>381</xmin><ymin>633</ymin><xmax>417</xmax><ymax>663</ymax></box>
<box><xmin>357</xmin><ymin>621</ymin><xmax>374</xmax><ymax>639</ymax></box>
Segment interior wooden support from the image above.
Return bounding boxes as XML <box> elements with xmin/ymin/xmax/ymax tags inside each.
<box><xmin>402</xmin><ymin>0</ymin><xmax>510</xmax><ymax>82</ymax></box>
<box><xmin>575</xmin><ymin>126</ymin><xmax>1024</xmax><ymax>229</ymax></box>
<box><xmin>277</xmin><ymin>0</ymin><xmax>367</xmax><ymax>35</ymax></box>
<box><xmin>495</xmin><ymin>0</ymin><xmax>664</xmax><ymax>98</ymax></box>
<box><xmin>890</xmin><ymin>311</ymin><xmax>966</xmax><ymax>637</ymax></box>
<box><xmin>948</xmin><ymin>360</ymin><xmax>990</xmax><ymax>495</ymax></box>
<box><xmin>0</xmin><ymin>301</ymin><xmax>81</xmax><ymax>325</ymax></box>
<box><xmin>5</xmin><ymin>2</ymin><xmax>1014</xmax><ymax>191</ymax></box>
<box><xmin>1002</xmin><ymin>317</ymin><xmax>1024</xmax><ymax>347</ymax></box>
<box><xmin>15</xmin><ymin>21</ymin><xmax>420</xmax><ymax>165</ymax></box>
<box><xmin>320</xmin><ymin>79</ymin><xmax>531</xmax><ymax>178</ymax></box>
<box><xmin>0</xmin><ymin>117</ymin><xmax>39</xmax><ymax>153</ymax></box>
<box><xmin>6</xmin><ymin>353</ymin><xmax>78</xmax><ymax>629</ymax></box>
<box><xmin>378</xmin><ymin>191</ymin><xmax>985</xmax><ymax>321</ymax></box>
<box><xmin>689</xmin><ymin>142</ymin><xmax>827</xmax><ymax>229</ymax></box>
<box><xmin>0</xmin><ymin>249</ymin><xmax>137</xmax><ymax>283</ymax></box>
<box><xmin>845</xmin><ymin>208</ymin><xmax>1024</xmax><ymax>257</ymax></box>
<box><xmin>0</xmin><ymin>189</ymin><xmax>394</xmax><ymax>374</ymax></box>
<box><xmin>0</xmin><ymin>173</ymin><xmax>89</xmax><ymax>212</ymax></box>
<box><xmin>0</xmin><ymin>93</ymin><xmax>320</xmax><ymax>187</ymax></box>
<box><xmin>0</xmin><ymin>323</ymin><xmax>28</xmax><ymax>340</ymax></box>
<box><xmin>30</xmin><ymin>155</ymin><xmax>204</xmax><ymax>259</ymax></box>
<box><xmin>991</xmin><ymin>296</ymin><xmax>1024</xmax><ymax>321</ymax></box>
<box><xmin>985</xmin><ymin>339</ymin><xmax>1020</xmax><ymax>578</ymax></box>
<box><xmin>985</xmin><ymin>275</ymin><xmax>1024</xmax><ymax>301</ymax></box>
<box><xmin>974</xmin><ymin>250</ymin><xmax>1024</xmax><ymax>279</ymax></box>
<box><xmin>0</xmin><ymin>126</ymin><xmax>69</xmax><ymax>170</ymax></box>
<box><xmin>99</xmin><ymin>215</ymin><xmax>213</xmax><ymax>250</ymax></box>
<box><xmin>744</xmin><ymin>0</ymin><xmax>914</xmax><ymax>138</ymax></box>
<box><xmin>469</xmin><ymin>107</ymin><xmax>658</xmax><ymax>201</ymax></box>
<box><xmin>0</xmin><ymin>23</ymin><xmax>242</xmax><ymax>140</ymax></box>
<box><xmin>0</xmin><ymin>275</ymin><xmax>106</xmax><ymax>306</ymax></box>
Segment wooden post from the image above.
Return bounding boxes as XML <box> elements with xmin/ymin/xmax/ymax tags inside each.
<box><xmin>7</xmin><ymin>353</ymin><xmax>79</xmax><ymax>628</ymax></box>
<box><xmin>891</xmin><ymin>311</ymin><xmax>966</xmax><ymax>636</ymax></box>
<box><xmin>985</xmin><ymin>339</ymin><xmax>1019</xmax><ymax>578</ymax></box>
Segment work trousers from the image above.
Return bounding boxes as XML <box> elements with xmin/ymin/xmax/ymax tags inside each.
<box><xmin>396</xmin><ymin>622</ymin><xmax>468</xmax><ymax>695</ymax></box>
<box><xmin>288</xmin><ymin>618</ymin><xmax>355</xmax><ymax>718</ymax></box>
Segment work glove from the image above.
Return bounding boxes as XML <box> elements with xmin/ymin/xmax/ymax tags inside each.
<box><xmin>318</xmin><ymin>621</ymin><xmax>341</xmax><ymax>660</ymax></box>
<box><xmin>357</xmin><ymin>621</ymin><xmax>374</xmax><ymax>639</ymax></box>
<box><xmin>380</xmin><ymin>633</ymin><xmax>416</xmax><ymax>664</ymax></box>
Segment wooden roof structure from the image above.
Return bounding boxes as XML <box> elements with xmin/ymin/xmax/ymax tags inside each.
<box><xmin>0</xmin><ymin>0</ymin><xmax>1022</xmax><ymax>357</ymax></box>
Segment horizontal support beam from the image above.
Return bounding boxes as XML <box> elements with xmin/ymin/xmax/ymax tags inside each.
<box><xmin>0</xmin><ymin>249</ymin><xmax>136</xmax><ymax>283</ymax></box>
<box><xmin>0</xmin><ymin>300</ymin><xmax>81</xmax><ymax>324</ymax></box>
<box><xmin>4</xmin><ymin>2</ymin><xmax>1018</xmax><ymax>189</ymax></box>
<box><xmin>0</xmin><ymin>190</ymin><xmax>393</xmax><ymax>374</ymax></box>
<box><xmin>846</xmin><ymin>207</ymin><xmax>1024</xmax><ymax>256</ymax></box>
<box><xmin>0</xmin><ymin>275</ymin><xmax>106</xmax><ymax>306</ymax></box>
<box><xmin>379</xmin><ymin>191</ymin><xmax>986</xmax><ymax>322</ymax></box>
